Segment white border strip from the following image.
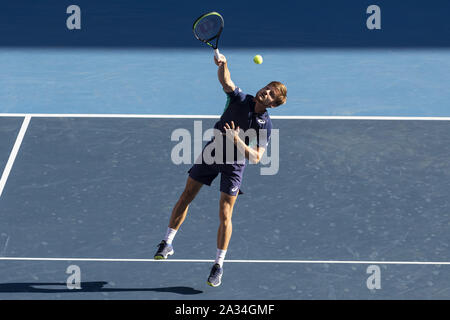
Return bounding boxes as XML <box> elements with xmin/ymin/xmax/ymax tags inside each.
<box><xmin>0</xmin><ymin>257</ymin><xmax>449</xmax><ymax>265</ymax></box>
<box><xmin>1</xmin><ymin>113</ymin><xmax>450</xmax><ymax>121</ymax></box>
<box><xmin>0</xmin><ymin>115</ymin><xmax>31</xmax><ymax>198</ymax></box>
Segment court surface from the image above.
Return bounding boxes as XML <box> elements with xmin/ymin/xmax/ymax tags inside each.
<box><xmin>0</xmin><ymin>115</ymin><xmax>449</xmax><ymax>299</ymax></box>
<box><xmin>1</xmin><ymin>0</ymin><xmax>449</xmax><ymax>299</ymax></box>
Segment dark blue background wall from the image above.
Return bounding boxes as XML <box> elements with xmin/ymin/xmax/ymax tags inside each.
<box><xmin>0</xmin><ymin>0</ymin><xmax>449</xmax><ymax>47</ymax></box>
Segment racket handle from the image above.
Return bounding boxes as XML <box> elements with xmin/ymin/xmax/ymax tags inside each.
<box><xmin>214</xmin><ymin>48</ymin><xmax>220</xmax><ymax>60</ymax></box>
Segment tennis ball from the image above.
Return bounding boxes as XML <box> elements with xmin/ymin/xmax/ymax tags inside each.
<box><xmin>253</xmin><ymin>55</ymin><xmax>263</xmax><ymax>64</ymax></box>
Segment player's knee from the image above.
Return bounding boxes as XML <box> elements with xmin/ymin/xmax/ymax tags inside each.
<box><xmin>220</xmin><ymin>218</ymin><xmax>232</xmax><ymax>228</ymax></box>
<box><xmin>180</xmin><ymin>188</ymin><xmax>196</xmax><ymax>204</ymax></box>
<box><xmin>219</xmin><ymin>210</ymin><xmax>233</xmax><ymax>224</ymax></box>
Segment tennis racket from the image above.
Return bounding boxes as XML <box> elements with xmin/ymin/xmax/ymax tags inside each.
<box><xmin>192</xmin><ymin>12</ymin><xmax>224</xmax><ymax>60</ymax></box>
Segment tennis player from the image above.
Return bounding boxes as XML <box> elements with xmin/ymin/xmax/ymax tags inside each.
<box><xmin>154</xmin><ymin>54</ymin><xmax>287</xmax><ymax>287</ymax></box>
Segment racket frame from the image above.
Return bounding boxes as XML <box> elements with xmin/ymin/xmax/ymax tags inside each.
<box><xmin>192</xmin><ymin>11</ymin><xmax>224</xmax><ymax>59</ymax></box>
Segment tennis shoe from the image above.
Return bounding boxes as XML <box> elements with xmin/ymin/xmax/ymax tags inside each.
<box><xmin>154</xmin><ymin>240</ymin><xmax>174</xmax><ymax>260</ymax></box>
<box><xmin>207</xmin><ymin>263</ymin><xmax>223</xmax><ymax>287</ymax></box>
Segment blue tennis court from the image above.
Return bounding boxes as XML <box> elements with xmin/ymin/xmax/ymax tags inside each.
<box><xmin>1</xmin><ymin>115</ymin><xmax>449</xmax><ymax>299</ymax></box>
<box><xmin>1</xmin><ymin>0</ymin><xmax>449</xmax><ymax>301</ymax></box>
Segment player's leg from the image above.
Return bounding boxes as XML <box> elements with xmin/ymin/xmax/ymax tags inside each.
<box><xmin>207</xmin><ymin>166</ymin><xmax>243</xmax><ymax>286</ymax></box>
<box><xmin>217</xmin><ymin>191</ymin><xmax>238</xmax><ymax>251</ymax></box>
<box><xmin>207</xmin><ymin>191</ymin><xmax>238</xmax><ymax>287</ymax></box>
<box><xmin>168</xmin><ymin>176</ymin><xmax>203</xmax><ymax>230</ymax></box>
<box><xmin>154</xmin><ymin>176</ymin><xmax>203</xmax><ymax>260</ymax></box>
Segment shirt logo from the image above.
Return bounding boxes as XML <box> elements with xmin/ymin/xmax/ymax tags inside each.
<box><xmin>257</xmin><ymin>119</ymin><xmax>266</xmax><ymax>124</ymax></box>
<box><xmin>231</xmin><ymin>186</ymin><xmax>239</xmax><ymax>192</ymax></box>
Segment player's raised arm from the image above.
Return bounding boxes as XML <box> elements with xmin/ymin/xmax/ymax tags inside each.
<box><xmin>214</xmin><ymin>54</ymin><xmax>236</xmax><ymax>93</ymax></box>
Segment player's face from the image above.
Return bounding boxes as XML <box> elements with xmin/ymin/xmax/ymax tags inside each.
<box><xmin>255</xmin><ymin>85</ymin><xmax>279</xmax><ymax>108</ymax></box>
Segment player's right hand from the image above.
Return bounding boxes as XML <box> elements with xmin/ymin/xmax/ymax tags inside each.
<box><xmin>214</xmin><ymin>54</ymin><xmax>227</xmax><ymax>66</ymax></box>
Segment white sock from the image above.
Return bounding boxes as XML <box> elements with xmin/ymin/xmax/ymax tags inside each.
<box><xmin>164</xmin><ymin>227</ymin><xmax>177</xmax><ymax>245</ymax></box>
<box><xmin>215</xmin><ymin>249</ymin><xmax>227</xmax><ymax>267</ymax></box>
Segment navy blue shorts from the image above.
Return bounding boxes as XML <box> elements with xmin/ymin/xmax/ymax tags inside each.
<box><xmin>188</xmin><ymin>161</ymin><xmax>244</xmax><ymax>196</ymax></box>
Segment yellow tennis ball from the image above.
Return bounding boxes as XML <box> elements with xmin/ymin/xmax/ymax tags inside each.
<box><xmin>253</xmin><ymin>55</ymin><xmax>263</xmax><ymax>64</ymax></box>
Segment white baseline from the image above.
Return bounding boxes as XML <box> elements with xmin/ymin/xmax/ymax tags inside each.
<box><xmin>1</xmin><ymin>113</ymin><xmax>450</xmax><ymax>121</ymax></box>
<box><xmin>0</xmin><ymin>257</ymin><xmax>449</xmax><ymax>265</ymax></box>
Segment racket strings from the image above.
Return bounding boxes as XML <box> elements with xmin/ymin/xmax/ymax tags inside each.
<box><xmin>193</xmin><ymin>15</ymin><xmax>223</xmax><ymax>43</ymax></box>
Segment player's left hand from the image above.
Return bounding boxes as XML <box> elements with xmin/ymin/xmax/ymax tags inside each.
<box><xmin>223</xmin><ymin>121</ymin><xmax>240</xmax><ymax>144</ymax></box>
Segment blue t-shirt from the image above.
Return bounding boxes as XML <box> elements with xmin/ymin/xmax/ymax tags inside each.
<box><xmin>207</xmin><ymin>86</ymin><xmax>272</xmax><ymax>165</ymax></box>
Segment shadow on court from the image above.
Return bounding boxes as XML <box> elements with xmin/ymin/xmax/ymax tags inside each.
<box><xmin>0</xmin><ymin>282</ymin><xmax>203</xmax><ymax>295</ymax></box>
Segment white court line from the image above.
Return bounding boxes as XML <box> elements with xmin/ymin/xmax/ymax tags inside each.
<box><xmin>0</xmin><ymin>113</ymin><xmax>220</xmax><ymax>119</ymax></box>
<box><xmin>0</xmin><ymin>113</ymin><xmax>450</xmax><ymax>121</ymax></box>
<box><xmin>0</xmin><ymin>257</ymin><xmax>449</xmax><ymax>265</ymax></box>
<box><xmin>0</xmin><ymin>115</ymin><xmax>31</xmax><ymax>198</ymax></box>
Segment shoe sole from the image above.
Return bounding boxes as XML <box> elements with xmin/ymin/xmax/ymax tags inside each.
<box><xmin>154</xmin><ymin>249</ymin><xmax>174</xmax><ymax>260</ymax></box>
<box><xmin>207</xmin><ymin>282</ymin><xmax>220</xmax><ymax>287</ymax></box>
<box><xmin>207</xmin><ymin>279</ymin><xmax>222</xmax><ymax>287</ymax></box>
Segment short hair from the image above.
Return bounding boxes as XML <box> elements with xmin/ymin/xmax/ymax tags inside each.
<box><xmin>268</xmin><ymin>81</ymin><xmax>287</xmax><ymax>106</ymax></box>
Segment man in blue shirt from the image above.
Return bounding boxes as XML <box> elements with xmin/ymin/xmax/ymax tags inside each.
<box><xmin>155</xmin><ymin>54</ymin><xmax>287</xmax><ymax>287</ymax></box>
